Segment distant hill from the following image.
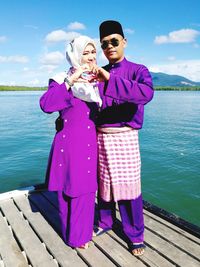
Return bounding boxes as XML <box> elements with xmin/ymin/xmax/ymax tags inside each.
<box><xmin>151</xmin><ymin>72</ymin><xmax>200</xmax><ymax>87</ymax></box>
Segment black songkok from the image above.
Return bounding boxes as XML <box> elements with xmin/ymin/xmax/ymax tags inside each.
<box><xmin>99</xmin><ymin>20</ymin><xmax>124</xmax><ymax>40</ymax></box>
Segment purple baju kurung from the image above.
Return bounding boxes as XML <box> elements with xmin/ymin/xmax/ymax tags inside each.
<box><xmin>40</xmin><ymin>81</ymin><xmax>98</xmax><ymax>197</ymax></box>
<box><xmin>40</xmin><ymin>80</ymin><xmax>98</xmax><ymax>246</ymax></box>
<box><xmin>96</xmin><ymin>58</ymin><xmax>154</xmax><ymax>244</ymax></box>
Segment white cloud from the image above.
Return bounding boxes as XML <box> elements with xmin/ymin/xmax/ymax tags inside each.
<box><xmin>154</xmin><ymin>35</ymin><xmax>168</xmax><ymax>44</ymax></box>
<box><xmin>65</xmin><ymin>31</ymin><xmax>81</xmax><ymax>41</ymax></box>
<box><xmin>7</xmin><ymin>81</ymin><xmax>17</xmax><ymax>86</ymax></box>
<box><xmin>149</xmin><ymin>59</ymin><xmax>200</xmax><ymax>82</ymax></box>
<box><xmin>0</xmin><ymin>55</ymin><xmax>29</xmax><ymax>63</ymax></box>
<box><xmin>0</xmin><ymin>36</ymin><xmax>7</xmax><ymax>43</ymax></box>
<box><xmin>93</xmin><ymin>38</ymin><xmax>101</xmax><ymax>50</ymax></box>
<box><xmin>167</xmin><ymin>56</ymin><xmax>176</xmax><ymax>61</ymax></box>
<box><xmin>97</xmin><ymin>51</ymin><xmax>107</xmax><ymax>65</ymax></box>
<box><xmin>40</xmin><ymin>51</ymin><xmax>65</xmax><ymax>65</ymax></box>
<box><xmin>39</xmin><ymin>64</ymin><xmax>59</xmax><ymax>73</ymax></box>
<box><xmin>154</xmin><ymin>29</ymin><xmax>200</xmax><ymax>44</ymax></box>
<box><xmin>124</xmin><ymin>28</ymin><xmax>135</xmax><ymax>34</ymax></box>
<box><xmin>45</xmin><ymin>30</ymin><xmax>80</xmax><ymax>43</ymax></box>
<box><xmin>45</xmin><ymin>30</ymin><xmax>67</xmax><ymax>42</ymax></box>
<box><xmin>0</xmin><ymin>67</ymin><xmax>50</xmax><ymax>86</ymax></box>
<box><xmin>67</xmin><ymin>22</ymin><xmax>86</xmax><ymax>30</ymax></box>
<box><xmin>0</xmin><ymin>56</ymin><xmax>6</xmax><ymax>62</ymax></box>
<box><xmin>27</xmin><ymin>79</ymin><xmax>40</xmax><ymax>86</ymax></box>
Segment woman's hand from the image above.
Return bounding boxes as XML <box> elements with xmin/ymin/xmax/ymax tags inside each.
<box><xmin>69</xmin><ymin>64</ymin><xmax>91</xmax><ymax>84</ymax></box>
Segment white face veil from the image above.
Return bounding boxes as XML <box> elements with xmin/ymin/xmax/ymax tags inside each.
<box><xmin>66</xmin><ymin>35</ymin><xmax>96</xmax><ymax>68</ymax></box>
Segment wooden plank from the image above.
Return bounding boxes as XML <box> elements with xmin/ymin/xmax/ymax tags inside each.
<box><xmin>4</xmin><ymin>189</ymin><xmax>198</xmax><ymax>267</ymax></box>
<box><xmin>0</xmin><ymin>212</ymin><xmax>29</xmax><ymax>267</ymax></box>
<box><xmin>14</xmin><ymin>194</ymin><xmax>87</xmax><ymax>267</ymax></box>
<box><xmin>144</xmin><ymin>211</ymin><xmax>200</xmax><ymax>260</ymax></box>
<box><xmin>107</xmin><ymin>228</ymin><xmax>175</xmax><ymax>267</ymax></box>
<box><xmin>0</xmin><ymin>199</ymin><xmax>57</xmax><ymax>267</ymax></box>
<box><xmin>115</xmin><ymin>207</ymin><xmax>200</xmax><ymax>266</ymax></box>
<box><xmin>41</xmin><ymin>191</ymin><xmax>200</xmax><ymax>266</ymax></box>
<box><xmin>144</xmin><ymin>209</ymin><xmax>200</xmax><ymax>244</ymax></box>
<box><xmin>76</xmin><ymin>242</ymin><xmax>116</xmax><ymax>267</ymax></box>
<box><xmin>145</xmin><ymin>229</ymin><xmax>200</xmax><ymax>267</ymax></box>
<box><xmin>93</xmin><ymin>232</ymin><xmax>146</xmax><ymax>267</ymax></box>
<box><xmin>143</xmin><ymin>200</ymin><xmax>200</xmax><ymax>239</ymax></box>
<box><xmin>0</xmin><ymin>186</ymin><xmax>35</xmax><ymax>201</ymax></box>
<box><xmin>114</xmin><ymin>201</ymin><xmax>200</xmax><ymax>245</ymax></box>
<box><xmin>28</xmin><ymin>192</ymin><xmax>120</xmax><ymax>267</ymax></box>
<box><xmin>28</xmin><ymin>193</ymin><xmax>61</xmax><ymax>232</ymax></box>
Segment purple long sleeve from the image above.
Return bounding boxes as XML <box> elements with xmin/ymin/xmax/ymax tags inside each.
<box><xmin>40</xmin><ymin>81</ymin><xmax>72</xmax><ymax>113</ymax></box>
<box><xmin>105</xmin><ymin>65</ymin><xmax>153</xmax><ymax>105</ymax></box>
<box><xmin>96</xmin><ymin>58</ymin><xmax>154</xmax><ymax>129</ymax></box>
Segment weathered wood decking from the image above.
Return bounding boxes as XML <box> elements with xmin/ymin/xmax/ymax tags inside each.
<box><xmin>0</xmin><ymin>188</ymin><xmax>200</xmax><ymax>267</ymax></box>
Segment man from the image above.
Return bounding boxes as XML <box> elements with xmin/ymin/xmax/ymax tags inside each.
<box><xmin>92</xmin><ymin>20</ymin><xmax>154</xmax><ymax>256</ymax></box>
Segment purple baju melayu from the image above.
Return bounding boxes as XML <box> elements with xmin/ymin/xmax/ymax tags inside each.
<box><xmin>40</xmin><ymin>81</ymin><xmax>98</xmax><ymax>247</ymax></box>
<box><xmin>96</xmin><ymin>57</ymin><xmax>154</xmax><ymax>244</ymax></box>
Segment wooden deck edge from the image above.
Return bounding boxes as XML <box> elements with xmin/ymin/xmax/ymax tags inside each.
<box><xmin>0</xmin><ymin>186</ymin><xmax>35</xmax><ymax>201</ymax></box>
<box><xmin>143</xmin><ymin>200</ymin><xmax>200</xmax><ymax>239</ymax></box>
<box><xmin>0</xmin><ymin>184</ymin><xmax>47</xmax><ymax>201</ymax></box>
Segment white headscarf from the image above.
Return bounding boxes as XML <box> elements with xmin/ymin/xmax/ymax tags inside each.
<box><xmin>66</xmin><ymin>35</ymin><xmax>96</xmax><ymax>68</ymax></box>
<box><xmin>51</xmin><ymin>35</ymin><xmax>102</xmax><ymax>106</ymax></box>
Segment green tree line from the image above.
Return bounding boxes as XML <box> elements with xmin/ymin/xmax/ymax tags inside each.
<box><xmin>0</xmin><ymin>85</ymin><xmax>200</xmax><ymax>91</ymax></box>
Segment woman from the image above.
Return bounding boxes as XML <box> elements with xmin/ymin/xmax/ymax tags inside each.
<box><xmin>40</xmin><ymin>35</ymin><xmax>101</xmax><ymax>249</ymax></box>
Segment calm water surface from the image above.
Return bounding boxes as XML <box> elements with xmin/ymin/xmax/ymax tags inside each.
<box><xmin>0</xmin><ymin>90</ymin><xmax>199</xmax><ymax>226</ymax></box>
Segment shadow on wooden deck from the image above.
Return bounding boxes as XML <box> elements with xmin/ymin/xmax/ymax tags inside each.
<box><xmin>0</xmin><ymin>189</ymin><xmax>200</xmax><ymax>267</ymax></box>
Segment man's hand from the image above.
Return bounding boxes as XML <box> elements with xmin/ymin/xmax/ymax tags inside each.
<box><xmin>91</xmin><ymin>65</ymin><xmax>110</xmax><ymax>82</ymax></box>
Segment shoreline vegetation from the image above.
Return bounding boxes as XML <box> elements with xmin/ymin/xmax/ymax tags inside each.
<box><xmin>0</xmin><ymin>85</ymin><xmax>46</xmax><ymax>91</ymax></box>
<box><xmin>0</xmin><ymin>85</ymin><xmax>200</xmax><ymax>91</ymax></box>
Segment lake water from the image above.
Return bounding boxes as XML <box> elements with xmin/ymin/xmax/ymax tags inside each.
<box><xmin>0</xmin><ymin>90</ymin><xmax>199</xmax><ymax>227</ymax></box>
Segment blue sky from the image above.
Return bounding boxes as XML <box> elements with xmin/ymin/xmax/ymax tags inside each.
<box><xmin>0</xmin><ymin>0</ymin><xmax>200</xmax><ymax>86</ymax></box>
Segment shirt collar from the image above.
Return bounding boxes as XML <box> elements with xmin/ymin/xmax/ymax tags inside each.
<box><xmin>108</xmin><ymin>57</ymin><xmax>127</xmax><ymax>68</ymax></box>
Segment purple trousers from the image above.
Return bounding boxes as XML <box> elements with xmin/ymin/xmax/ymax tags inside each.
<box><xmin>97</xmin><ymin>194</ymin><xmax>144</xmax><ymax>243</ymax></box>
<box><xmin>58</xmin><ymin>191</ymin><xmax>95</xmax><ymax>247</ymax></box>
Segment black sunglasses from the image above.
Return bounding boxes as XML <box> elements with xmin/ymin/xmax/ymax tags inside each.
<box><xmin>101</xmin><ymin>38</ymin><xmax>123</xmax><ymax>50</ymax></box>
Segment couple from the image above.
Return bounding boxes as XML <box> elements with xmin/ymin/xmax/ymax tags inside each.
<box><xmin>40</xmin><ymin>20</ymin><xmax>154</xmax><ymax>256</ymax></box>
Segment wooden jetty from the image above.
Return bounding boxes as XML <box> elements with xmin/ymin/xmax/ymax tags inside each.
<box><xmin>0</xmin><ymin>186</ymin><xmax>200</xmax><ymax>267</ymax></box>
